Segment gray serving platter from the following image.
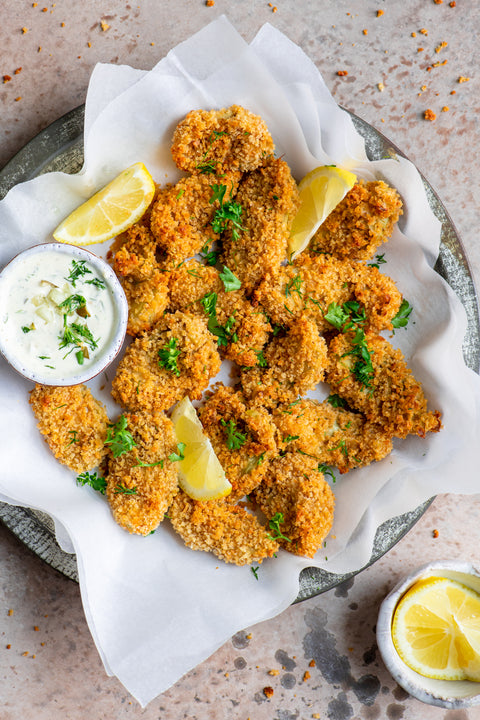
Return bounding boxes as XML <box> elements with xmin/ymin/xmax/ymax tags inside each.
<box><xmin>0</xmin><ymin>106</ymin><xmax>478</xmax><ymax>601</ymax></box>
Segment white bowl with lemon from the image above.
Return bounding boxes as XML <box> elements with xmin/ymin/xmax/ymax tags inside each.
<box><xmin>377</xmin><ymin>561</ymin><xmax>480</xmax><ymax>708</ymax></box>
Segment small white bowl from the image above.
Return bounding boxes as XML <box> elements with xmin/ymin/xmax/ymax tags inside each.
<box><xmin>0</xmin><ymin>242</ymin><xmax>128</xmax><ymax>386</ymax></box>
<box><xmin>377</xmin><ymin>560</ymin><xmax>480</xmax><ymax>709</ymax></box>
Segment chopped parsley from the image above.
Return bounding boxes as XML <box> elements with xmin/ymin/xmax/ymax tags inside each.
<box><xmin>368</xmin><ymin>253</ymin><xmax>387</xmax><ymax>269</ymax></box>
<box><xmin>391</xmin><ymin>299</ymin><xmax>413</xmax><ymax>330</ymax></box>
<box><xmin>221</xmin><ymin>418</ymin><xmax>247</xmax><ymax>450</ymax></box>
<box><xmin>76</xmin><ymin>471</ymin><xmax>107</xmax><ymax>495</ymax></box>
<box><xmin>59</xmin><ymin>293</ymin><xmax>89</xmax><ymax>317</ymax></box>
<box><xmin>285</xmin><ymin>273</ymin><xmax>303</xmax><ymax>299</ymax></box>
<box><xmin>267</xmin><ymin>512</ymin><xmax>291</xmax><ymax>543</ymax></box>
<box><xmin>114</xmin><ymin>484</ymin><xmax>138</xmax><ymax>495</ymax></box>
<box><xmin>104</xmin><ymin>415</ymin><xmax>137</xmax><ymax>457</ymax></box>
<box><xmin>324</xmin><ymin>301</ymin><xmax>374</xmax><ymax>390</ymax></box>
<box><xmin>210</xmin><ymin>183</ymin><xmax>244</xmax><ymax>240</ymax></box>
<box><xmin>169</xmin><ymin>443</ymin><xmax>186</xmax><ymax>462</ymax></box>
<box><xmin>219</xmin><ymin>265</ymin><xmax>241</xmax><ymax>292</ymax></box>
<box><xmin>158</xmin><ymin>337</ymin><xmax>181</xmax><ymax>377</ymax></box>
<box><xmin>200</xmin><ymin>243</ymin><xmax>219</xmax><ymax>266</ymax></box>
<box><xmin>318</xmin><ymin>463</ymin><xmax>336</xmax><ymax>482</ymax></box>
<box><xmin>326</xmin><ymin>393</ymin><xmax>348</xmax><ymax>409</ymax></box>
<box><xmin>65</xmin><ymin>259</ymin><xmax>92</xmax><ymax>287</ymax></box>
<box><xmin>251</xmin><ymin>566</ymin><xmax>260</xmax><ymax>580</ymax></box>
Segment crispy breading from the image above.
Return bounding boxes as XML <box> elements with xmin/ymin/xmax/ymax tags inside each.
<box><xmin>171</xmin><ymin>105</ymin><xmax>275</xmax><ymax>174</ymax></box>
<box><xmin>111</xmin><ymin>311</ymin><xmax>221</xmax><ymax>412</ymax></box>
<box><xmin>149</xmin><ymin>170</ymin><xmax>242</xmax><ymax>265</ymax></box>
<box><xmin>253</xmin><ymin>253</ymin><xmax>402</xmax><ymax>333</ymax></box>
<box><xmin>168</xmin><ymin>260</ymin><xmax>271</xmax><ymax>367</ymax></box>
<box><xmin>310</xmin><ymin>179</ymin><xmax>403</xmax><ymax>261</ymax></box>
<box><xmin>29</xmin><ymin>384</ymin><xmax>109</xmax><ymax>473</ymax></box>
<box><xmin>272</xmin><ymin>398</ymin><xmax>393</xmax><ymax>474</ymax></box>
<box><xmin>240</xmin><ymin>317</ymin><xmax>328</xmax><ymax>408</ymax></box>
<box><xmin>326</xmin><ymin>331</ymin><xmax>442</xmax><ymax>438</ymax></box>
<box><xmin>220</xmin><ymin>157</ymin><xmax>300</xmax><ymax>294</ymax></box>
<box><xmin>252</xmin><ymin>453</ymin><xmax>335</xmax><ymax>559</ymax></box>
<box><xmin>111</xmin><ymin>222</ymin><xmax>159</xmax><ymax>283</ymax></box>
<box><xmin>168</xmin><ymin>490</ymin><xmax>279</xmax><ymax>565</ymax></box>
<box><xmin>198</xmin><ymin>385</ymin><xmax>277</xmax><ymax>502</ymax></box>
<box><xmin>120</xmin><ymin>269</ymin><xmax>170</xmax><ymax>337</ymax></box>
<box><xmin>106</xmin><ymin>409</ymin><xmax>178</xmax><ymax>536</ymax></box>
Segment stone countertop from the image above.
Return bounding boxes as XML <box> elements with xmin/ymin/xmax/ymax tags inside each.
<box><xmin>1</xmin><ymin>2</ymin><xmax>479</xmax><ymax>718</ymax></box>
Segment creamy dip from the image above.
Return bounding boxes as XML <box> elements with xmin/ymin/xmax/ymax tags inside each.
<box><xmin>0</xmin><ymin>249</ymin><xmax>118</xmax><ymax>381</ymax></box>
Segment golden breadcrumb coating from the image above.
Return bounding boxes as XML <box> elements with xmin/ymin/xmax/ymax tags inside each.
<box><xmin>168</xmin><ymin>490</ymin><xmax>279</xmax><ymax>565</ymax></box>
<box><xmin>149</xmin><ymin>170</ymin><xmax>242</xmax><ymax>265</ymax></box>
<box><xmin>272</xmin><ymin>398</ymin><xmax>393</xmax><ymax>474</ymax></box>
<box><xmin>120</xmin><ymin>269</ymin><xmax>170</xmax><ymax>337</ymax></box>
<box><xmin>106</xmin><ymin>409</ymin><xmax>178</xmax><ymax>536</ymax></box>
<box><xmin>310</xmin><ymin>179</ymin><xmax>403</xmax><ymax>260</ymax></box>
<box><xmin>220</xmin><ymin>157</ymin><xmax>300</xmax><ymax>294</ymax></box>
<box><xmin>29</xmin><ymin>384</ymin><xmax>109</xmax><ymax>473</ymax></box>
<box><xmin>240</xmin><ymin>317</ymin><xmax>328</xmax><ymax>408</ymax></box>
<box><xmin>253</xmin><ymin>454</ymin><xmax>335</xmax><ymax>559</ymax></box>
<box><xmin>253</xmin><ymin>253</ymin><xmax>402</xmax><ymax>333</ymax></box>
<box><xmin>168</xmin><ymin>260</ymin><xmax>271</xmax><ymax>367</ymax></box>
<box><xmin>171</xmin><ymin>105</ymin><xmax>275</xmax><ymax>174</ymax></box>
<box><xmin>111</xmin><ymin>222</ymin><xmax>159</xmax><ymax>283</ymax></box>
<box><xmin>111</xmin><ymin>311</ymin><xmax>221</xmax><ymax>412</ymax></box>
<box><xmin>326</xmin><ymin>332</ymin><xmax>442</xmax><ymax>439</ymax></box>
<box><xmin>198</xmin><ymin>385</ymin><xmax>278</xmax><ymax>503</ymax></box>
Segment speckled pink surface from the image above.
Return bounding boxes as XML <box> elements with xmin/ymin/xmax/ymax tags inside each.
<box><xmin>1</xmin><ymin>2</ymin><xmax>480</xmax><ymax>718</ymax></box>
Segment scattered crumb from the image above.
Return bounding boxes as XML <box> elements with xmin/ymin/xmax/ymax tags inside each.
<box><xmin>271</xmin><ymin>5</ymin><xmax>277</xmax><ymax>11</ymax></box>
<box><xmin>38</xmin><ymin>46</ymin><xmax>42</xmax><ymax>52</ymax></box>
<box><xmin>263</xmin><ymin>686</ymin><xmax>274</xmax><ymax>698</ymax></box>
<box><xmin>7</xmin><ymin>609</ymin><xmax>13</xmax><ymax>616</ymax></box>
<box><xmin>377</xmin><ymin>82</ymin><xmax>385</xmax><ymax>91</ymax></box>
<box><xmin>246</xmin><ymin>634</ymin><xmax>252</xmax><ymax>639</ymax></box>
<box><xmin>6</xmin><ymin>644</ymin><xmax>11</xmax><ymax>649</ymax></box>
<box><xmin>3</xmin><ymin>75</ymin><xmax>12</xmax><ymax>83</ymax></box>
<box><xmin>34</xmin><ymin>626</ymin><xmax>40</xmax><ymax>632</ymax></box>
<box><xmin>22</xmin><ymin>27</ymin><xmax>28</xmax><ymax>33</ymax></box>
<box><xmin>224</xmin><ymin>671</ymin><xmax>229</xmax><ymax>678</ymax></box>
<box><xmin>206</xmin><ymin>0</ymin><xmax>215</xmax><ymax>5</ymax></box>
<box><xmin>433</xmin><ymin>0</ymin><xmax>443</xmax><ymax>3</ymax></box>
<box><xmin>435</xmin><ymin>41</ymin><xmax>448</xmax><ymax>53</ymax></box>
<box><xmin>268</xmin><ymin>669</ymin><xmax>280</xmax><ymax>676</ymax></box>
<box><xmin>458</xmin><ymin>76</ymin><xmax>470</xmax><ymax>83</ymax></box>
<box><xmin>424</xmin><ymin>109</ymin><xmax>436</xmax><ymax>121</ymax></box>
<box><xmin>441</xmin><ymin>106</ymin><xmax>449</xmax><ymax>112</ymax></box>
<box><xmin>14</xmin><ymin>96</ymin><xmax>22</xmax><ymax>102</ymax></box>
<box><xmin>449</xmin><ymin>0</ymin><xmax>456</xmax><ymax>5</ymax></box>
<box><xmin>41</xmin><ymin>6</ymin><xmax>47</xmax><ymax>11</ymax></box>
<box><xmin>60</xmin><ymin>21</ymin><xmax>65</xmax><ymax>27</ymax></box>
<box><xmin>312</xmin><ymin>715</ymin><xmax>321</xmax><ymax>719</ymax></box>
<box><xmin>303</xmin><ymin>671</ymin><xmax>311</xmax><ymax>681</ymax></box>
<box><xmin>100</xmin><ymin>19</ymin><xmax>110</xmax><ymax>31</ymax></box>
<box><xmin>32</xmin><ymin>2</ymin><xmax>37</xmax><ymax>5</ymax></box>
<box><xmin>363</xmin><ymin>29</ymin><xmax>368</xmax><ymax>35</ymax></box>
<box><xmin>432</xmin><ymin>528</ymin><xmax>440</xmax><ymax>537</ymax></box>
<box><xmin>309</xmin><ymin>659</ymin><xmax>316</xmax><ymax>667</ymax></box>
<box><xmin>21</xmin><ymin>651</ymin><xmax>29</xmax><ymax>657</ymax></box>
<box><xmin>411</xmin><ymin>32</ymin><xmax>417</xmax><ymax>37</ymax></box>
<box><xmin>337</xmin><ymin>70</ymin><xmax>348</xmax><ymax>76</ymax></box>
<box><xmin>87</xmin><ymin>41</ymin><xmax>92</xmax><ymax>47</ymax></box>
<box><xmin>377</xmin><ymin>9</ymin><xmax>384</xmax><ymax>17</ymax></box>
<box><xmin>14</xmin><ymin>67</ymin><xmax>22</xmax><ymax>75</ymax></box>
<box><xmin>420</xmin><ymin>28</ymin><xmax>428</xmax><ymax>35</ymax></box>
<box><xmin>450</xmin><ymin>89</ymin><xmax>456</xmax><ymax>94</ymax></box>
<box><xmin>417</xmin><ymin>47</ymin><xmax>424</xmax><ymax>52</ymax></box>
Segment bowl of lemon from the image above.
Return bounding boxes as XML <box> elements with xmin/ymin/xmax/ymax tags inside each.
<box><xmin>377</xmin><ymin>561</ymin><xmax>480</xmax><ymax>708</ymax></box>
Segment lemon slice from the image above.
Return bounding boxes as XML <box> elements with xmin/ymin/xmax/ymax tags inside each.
<box><xmin>288</xmin><ymin>165</ymin><xmax>357</xmax><ymax>259</ymax></box>
<box><xmin>392</xmin><ymin>576</ymin><xmax>480</xmax><ymax>681</ymax></box>
<box><xmin>171</xmin><ymin>397</ymin><xmax>232</xmax><ymax>501</ymax></box>
<box><xmin>52</xmin><ymin>162</ymin><xmax>155</xmax><ymax>245</ymax></box>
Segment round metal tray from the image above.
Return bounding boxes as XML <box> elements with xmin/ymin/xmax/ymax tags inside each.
<box><xmin>0</xmin><ymin>106</ymin><xmax>478</xmax><ymax>600</ymax></box>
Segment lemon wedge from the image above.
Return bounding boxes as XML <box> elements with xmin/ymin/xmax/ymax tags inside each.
<box><xmin>392</xmin><ymin>576</ymin><xmax>480</xmax><ymax>681</ymax></box>
<box><xmin>52</xmin><ymin>162</ymin><xmax>155</xmax><ymax>245</ymax></box>
<box><xmin>288</xmin><ymin>165</ymin><xmax>357</xmax><ymax>259</ymax></box>
<box><xmin>171</xmin><ymin>397</ymin><xmax>232</xmax><ymax>501</ymax></box>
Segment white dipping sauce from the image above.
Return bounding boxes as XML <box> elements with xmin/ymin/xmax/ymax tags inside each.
<box><xmin>0</xmin><ymin>249</ymin><xmax>118</xmax><ymax>381</ymax></box>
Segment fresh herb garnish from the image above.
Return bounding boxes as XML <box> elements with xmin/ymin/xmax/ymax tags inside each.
<box><xmin>368</xmin><ymin>253</ymin><xmax>387</xmax><ymax>269</ymax></box>
<box><xmin>59</xmin><ymin>319</ymin><xmax>98</xmax><ymax>363</ymax></box>
<box><xmin>326</xmin><ymin>393</ymin><xmax>348</xmax><ymax>409</ymax></box>
<box><xmin>67</xmin><ymin>430</ymin><xmax>78</xmax><ymax>446</ymax></box>
<box><xmin>221</xmin><ymin>418</ymin><xmax>247</xmax><ymax>450</ymax></box>
<box><xmin>251</xmin><ymin>566</ymin><xmax>260</xmax><ymax>580</ymax></box>
<box><xmin>318</xmin><ymin>463</ymin><xmax>336</xmax><ymax>482</ymax></box>
<box><xmin>59</xmin><ymin>293</ymin><xmax>89</xmax><ymax>317</ymax></box>
<box><xmin>76</xmin><ymin>471</ymin><xmax>107</xmax><ymax>495</ymax></box>
<box><xmin>104</xmin><ymin>415</ymin><xmax>137</xmax><ymax>457</ymax></box>
<box><xmin>133</xmin><ymin>458</ymin><xmax>165</xmax><ymax>468</ymax></box>
<box><xmin>210</xmin><ymin>183</ymin><xmax>244</xmax><ymax>240</ymax></box>
<box><xmin>158</xmin><ymin>338</ymin><xmax>181</xmax><ymax>377</ymax></box>
<box><xmin>169</xmin><ymin>443</ymin><xmax>186</xmax><ymax>462</ymax></box>
<box><xmin>208</xmin><ymin>314</ymin><xmax>238</xmax><ymax>347</ymax></box>
<box><xmin>283</xmin><ymin>434</ymin><xmax>299</xmax><ymax>443</ymax></box>
<box><xmin>200</xmin><ymin>243</ymin><xmax>219</xmax><ymax>266</ymax></box>
<box><xmin>21</xmin><ymin>324</ymin><xmax>34</xmax><ymax>333</ymax></box>
<box><xmin>267</xmin><ymin>512</ymin><xmax>291</xmax><ymax>543</ymax></box>
<box><xmin>114</xmin><ymin>484</ymin><xmax>138</xmax><ymax>495</ymax></box>
<box><xmin>391</xmin><ymin>299</ymin><xmax>413</xmax><ymax>330</ymax></box>
<box><xmin>285</xmin><ymin>273</ymin><xmax>303</xmax><ymax>298</ymax></box>
<box><xmin>85</xmin><ymin>277</ymin><xmax>106</xmax><ymax>290</ymax></box>
<box><xmin>256</xmin><ymin>350</ymin><xmax>268</xmax><ymax>368</ymax></box>
<box><xmin>219</xmin><ymin>265</ymin><xmax>241</xmax><ymax>292</ymax></box>
<box><xmin>66</xmin><ymin>259</ymin><xmax>92</xmax><ymax>287</ymax></box>
<box><xmin>325</xmin><ymin>301</ymin><xmax>374</xmax><ymax>390</ymax></box>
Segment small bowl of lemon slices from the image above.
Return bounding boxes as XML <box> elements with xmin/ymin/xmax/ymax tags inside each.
<box><xmin>377</xmin><ymin>561</ymin><xmax>480</xmax><ymax>708</ymax></box>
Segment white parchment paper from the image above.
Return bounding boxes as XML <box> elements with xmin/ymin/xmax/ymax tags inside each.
<box><xmin>1</xmin><ymin>17</ymin><xmax>480</xmax><ymax>706</ymax></box>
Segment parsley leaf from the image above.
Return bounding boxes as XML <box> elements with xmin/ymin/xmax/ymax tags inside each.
<box><xmin>326</xmin><ymin>393</ymin><xmax>348</xmax><ymax>409</ymax></box>
<box><xmin>267</xmin><ymin>512</ymin><xmax>291</xmax><ymax>543</ymax></box>
<box><xmin>210</xmin><ymin>183</ymin><xmax>244</xmax><ymax>240</ymax></box>
<box><xmin>65</xmin><ymin>260</ymin><xmax>92</xmax><ymax>287</ymax></box>
<box><xmin>169</xmin><ymin>443</ymin><xmax>186</xmax><ymax>462</ymax></box>
<box><xmin>219</xmin><ymin>266</ymin><xmax>241</xmax><ymax>292</ymax></box>
<box><xmin>105</xmin><ymin>415</ymin><xmax>137</xmax><ymax>458</ymax></box>
<box><xmin>318</xmin><ymin>463</ymin><xmax>336</xmax><ymax>482</ymax></box>
<box><xmin>368</xmin><ymin>253</ymin><xmax>387</xmax><ymax>269</ymax></box>
<box><xmin>391</xmin><ymin>298</ymin><xmax>413</xmax><ymax>330</ymax></box>
<box><xmin>158</xmin><ymin>338</ymin><xmax>181</xmax><ymax>377</ymax></box>
<box><xmin>114</xmin><ymin>483</ymin><xmax>138</xmax><ymax>495</ymax></box>
<box><xmin>221</xmin><ymin>418</ymin><xmax>247</xmax><ymax>450</ymax></box>
<box><xmin>76</xmin><ymin>471</ymin><xmax>107</xmax><ymax>495</ymax></box>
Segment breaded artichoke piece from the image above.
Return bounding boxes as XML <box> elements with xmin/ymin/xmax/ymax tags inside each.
<box><xmin>111</xmin><ymin>311</ymin><xmax>221</xmax><ymax>413</ymax></box>
<box><xmin>272</xmin><ymin>398</ymin><xmax>393</xmax><ymax>474</ymax></box>
<box><xmin>29</xmin><ymin>384</ymin><xmax>109</xmax><ymax>473</ymax></box>
<box><xmin>171</xmin><ymin>105</ymin><xmax>275</xmax><ymax>175</ymax></box>
<box><xmin>240</xmin><ymin>317</ymin><xmax>328</xmax><ymax>408</ymax></box>
<box><xmin>120</xmin><ymin>269</ymin><xmax>170</xmax><ymax>337</ymax></box>
<box><xmin>326</xmin><ymin>331</ymin><xmax>442</xmax><ymax>439</ymax></box>
<box><xmin>310</xmin><ymin>179</ymin><xmax>403</xmax><ymax>261</ymax></box>
<box><xmin>198</xmin><ymin>385</ymin><xmax>278</xmax><ymax>502</ymax></box>
<box><xmin>168</xmin><ymin>490</ymin><xmax>279</xmax><ymax>565</ymax></box>
<box><xmin>253</xmin><ymin>454</ymin><xmax>335</xmax><ymax>559</ymax></box>
<box><xmin>149</xmin><ymin>170</ymin><xmax>242</xmax><ymax>265</ymax></box>
<box><xmin>253</xmin><ymin>253</ymin><xmax>402</xmax><ymax>334</ymax></box>
<box><xmin>220</xmin><ymin>157</ymin><xmax>300</xmax><ymax>294</ymax></box>
<box><xmin>169</xmin><ymin>260</ymin><xmax>271</xmax><ymax>368</ymax></box>
<box><xmin>106</xmin><ymin>409</ymin><xmax>178</xmax><ymax>536</ymax></box>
